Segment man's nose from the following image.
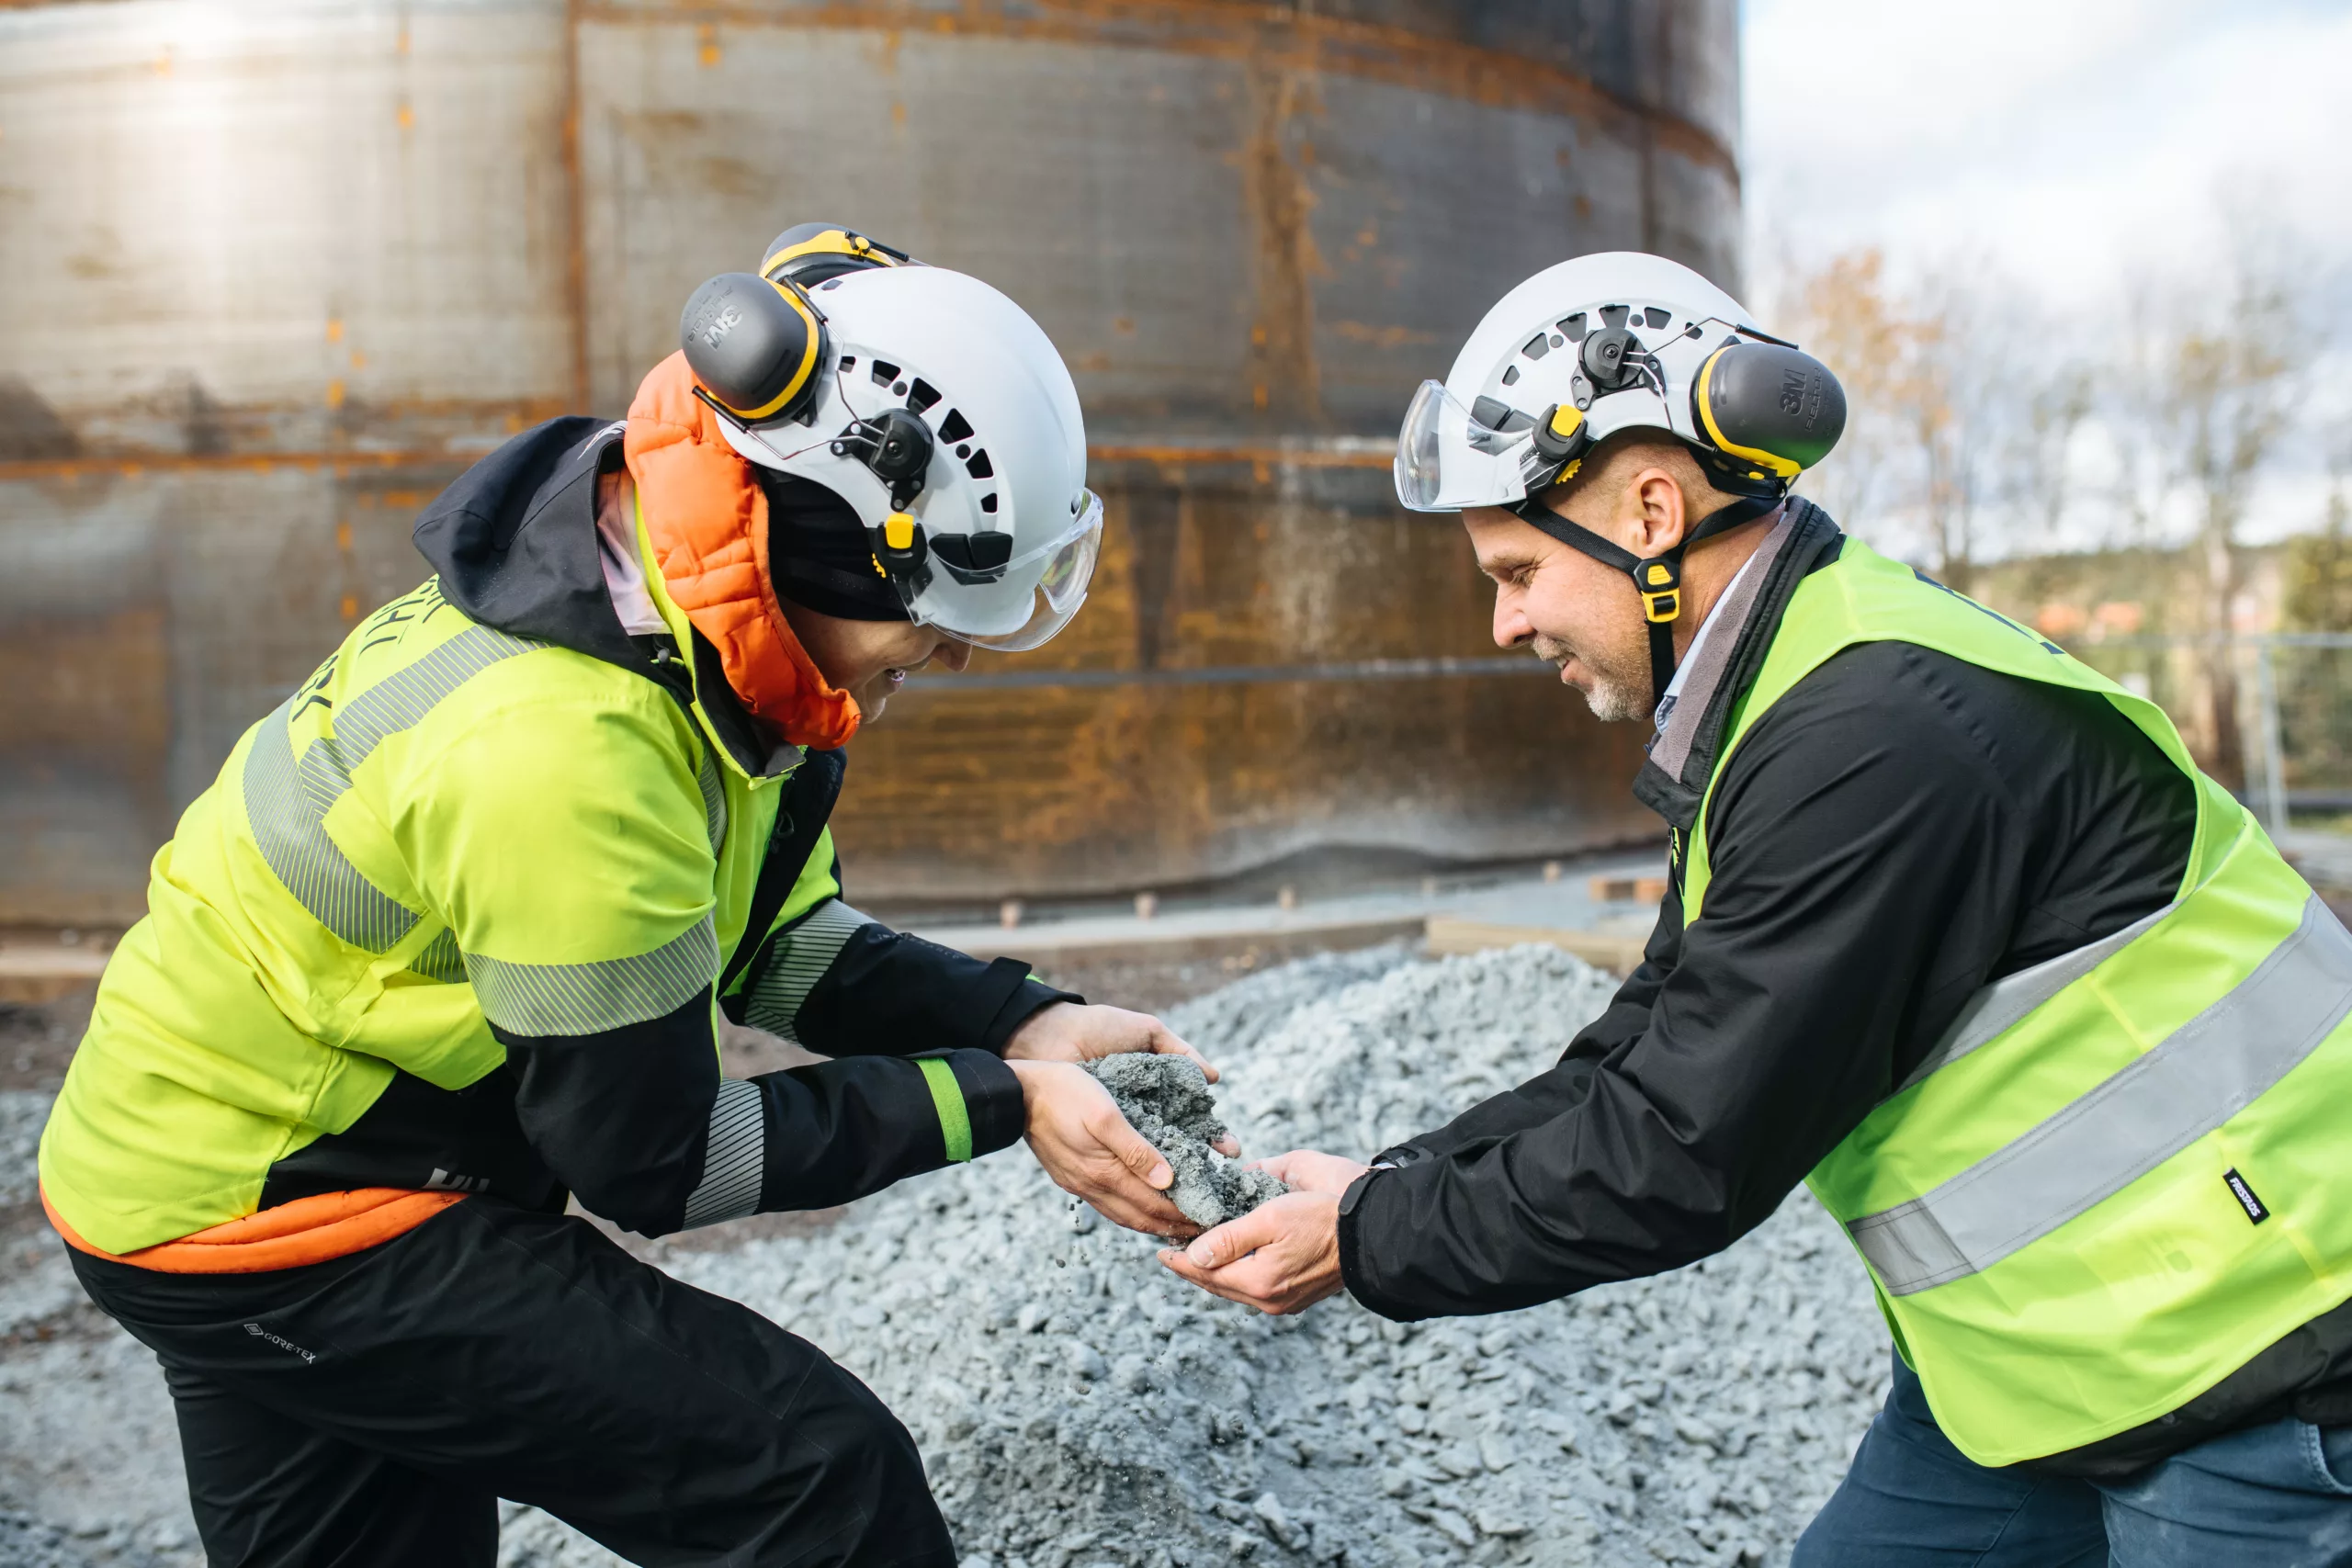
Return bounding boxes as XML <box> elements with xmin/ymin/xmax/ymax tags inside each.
<box><xmin>1493</xmin><ymin>594</ymin><xmax>1532</xmax><ymax>649</ymax></box>
<box><xmin>936</xmin><ymin>638</ymin><xmax>974</xmax><ymax>673</ymax></box>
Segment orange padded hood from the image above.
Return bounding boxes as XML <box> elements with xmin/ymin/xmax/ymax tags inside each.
<box><xmin>623</xmin><ymin>352</ymin><xmax>860</xmax><ymax>750</ymax></box>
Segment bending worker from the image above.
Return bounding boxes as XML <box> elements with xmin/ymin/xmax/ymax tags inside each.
<box><xmin>1163</xmin><ymin>252</ymin><xmax>2352</xmax><ymax>1563</ymax></box>
<box><xmin>40</xmin><ymin>227</ymin><xmax>1204</xmax><ymax>1566</ymax></box>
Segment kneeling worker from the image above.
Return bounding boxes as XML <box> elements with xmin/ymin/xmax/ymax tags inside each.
<box><xmin>1165</xmin><ymin>252</ymin><xmax>2352</xmax><ymax>1563</ymax></box>
<box><xmin>40</xmin><ymin>227</ymin><xmax>1204</xmax><ymax>1566</ymax></box>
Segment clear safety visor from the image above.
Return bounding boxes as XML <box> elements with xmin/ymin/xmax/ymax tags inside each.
<box><xmin>901</xmin><ymin>490</ymin><xmax>1103</xmax><ymax>653</ymax></box>
<box><xmin>1394</xmin><ymin>378</ymin><xmax>1538</xmax><ymax>513</ymax></box>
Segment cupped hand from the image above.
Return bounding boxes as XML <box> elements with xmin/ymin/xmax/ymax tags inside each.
<box><xmin>1003</xmin><ymin>1001</ymin><xmax>1220</xmax><ymax>1083</ymax></box>
<box><xmin>1010</xmin><ymin>1058</ymin><xmax>1197</xmax><ymax>1237</ymax></box>
<box><xmin>1253</xmin><ymin>1148</ymin><xmax>1371</xmax><ymax>1197</ymax></box>
<box><xmin>1157</xmin><ymin>1190</ymin><xmax>1345</xmax><ymax>1316</ymax></box>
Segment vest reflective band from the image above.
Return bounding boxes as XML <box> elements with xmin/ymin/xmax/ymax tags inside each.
<box><xmin>1682</xmin><ymin>538</ymin><xmax>2352</xmax><ymax>1465</ymax></box>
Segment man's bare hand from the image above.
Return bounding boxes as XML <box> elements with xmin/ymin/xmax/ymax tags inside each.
<box><xmin>1157</xmin><ymin>1190</ymin><xmax>1344</xmax><ymax>1315</ymax></box>
<box><xmin>1009</xmin><ymin>1059</ymin><xmax>1197</xmax><ymax>1237</ymax></box>
<box><xmin>1003</xmin><ymin>1002</ymin><xmax>1219</xmax><ymax>1083</ymax></box>
<box><xmin>1254</xmin><ymin>1148</ymin><xmax>1372</xmax><ymax>1197</ymax></box>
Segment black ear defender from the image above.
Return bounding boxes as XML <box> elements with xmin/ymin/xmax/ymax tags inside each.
<box><xmin>1509</xmin><ymin>334</ymin><xmax>1823</xmax><ymax>709</ymax></box>
<box><xmin>1690</xmin><ymin>341</ymin><xmax>1847</xmax><ymax>496</ymax></box>
<box><xmin>679</xmin><ymin>272</ymin><xmax>829</xmax><ymax>427</ymax></box>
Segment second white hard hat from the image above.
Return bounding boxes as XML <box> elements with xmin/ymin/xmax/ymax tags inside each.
<box><xmin>1395</xmin><ymin>251</ymin><xmax>1844</xmax><ymax>514</ymax></box>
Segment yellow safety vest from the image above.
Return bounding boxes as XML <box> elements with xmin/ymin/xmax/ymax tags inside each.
<box><xmin>1684</xmin><ymin>538</ymin><xmax>2352</xmax><ymax>1464</ymax></box>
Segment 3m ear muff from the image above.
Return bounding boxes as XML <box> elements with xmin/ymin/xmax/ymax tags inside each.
<box><xmin>679</xmin><ymin>272</ymin><xmax>829</xmax><ymax>427</ymax></box>
<box><xmin>761</xmin><ymin>222</ymin><xmax>911</xmax><ymax>290</ymax></box>
<box><xmin>1691</xmin><ymin>342</ymin><xmax>1847</xmax><ymax>491</ymax></box>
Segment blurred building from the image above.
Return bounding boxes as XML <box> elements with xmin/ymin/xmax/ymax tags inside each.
<box><xmin>0</xmin><ymin>0</ymin><xmax>1743</xmax><ymax>922</ymax></box>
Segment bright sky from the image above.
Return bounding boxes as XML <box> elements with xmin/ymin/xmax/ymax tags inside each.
<box><xmin>1739</xmin><ymin>0</ymin><xmax>2352</xmax><ymax>549</ymax></box>
<box><xmin>1742</xmin><ymin>0</ymin><xmax>2352</xmax><ymax>308</ymax></box>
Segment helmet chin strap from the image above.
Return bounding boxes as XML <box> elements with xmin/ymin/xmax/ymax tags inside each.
<box><xmin>1508</xmin><ymin>491</ymin><xmax>1781</xmax><ymax>707</ymax></box>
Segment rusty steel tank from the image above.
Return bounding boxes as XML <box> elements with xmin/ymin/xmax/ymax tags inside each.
<box><xmin>0</xmin><ymin>0</ymin><xmax>1742</xmax><ymax>921</ymax></box>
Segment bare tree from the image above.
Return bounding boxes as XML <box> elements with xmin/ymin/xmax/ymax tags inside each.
<box><xmin>1776</xmin><ymin>249</ymin><xmax>1911</xmax><ymax>535</ymax></box>
<box><xmin>2139</xmin><ymin>250</ymin><xmax>2304</xmax><ymax>787</ymax></box>
<box><xmin>1894</xmin><ymin>273</ymin><xmax>1999</xmax><ymax>592</ymax></box>
<box><xmin>2001</xmin><ymin>364</ymin><xmax>2095</xmax><ymax>550</ymax></box>
<box><xmin>1781</xmin><ymin>251</ymin><xmax>2078</xmax><ymax>592</ymax></box>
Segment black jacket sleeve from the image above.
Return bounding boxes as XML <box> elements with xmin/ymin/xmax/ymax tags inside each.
<box><xmin>793</xmin><ymin>923</ymin><xmax>1077</xmax><ymax>1056</ymax></box>
<box><xmin>1339</xmin><ymin>641</ymin><xmax>2195</xmax><ymax>1319</ymax></box>
<box><xmin>499</xmin><ymin>995</ymin><xmax>1023</xmax><ymax>1238</ymax></box>
<box><xmin>725</xmin><ymin>893</ymin><xmax>1076</xmax><ymax>1057</ymax></box>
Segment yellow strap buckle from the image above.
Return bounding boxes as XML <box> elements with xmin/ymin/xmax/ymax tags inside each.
<box><xmin>1637</xmin><ymin>558</ymin><xmax>1681</xmax><ymax>623</ymax></box>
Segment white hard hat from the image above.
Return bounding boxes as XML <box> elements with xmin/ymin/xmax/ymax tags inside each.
<box><xmin>682</xmin><ymin>259</ymin><xmax>1098</xmax><ymax>653</ymax></box>
<box><xmin>1394</xmin><ymin>252</ymin><xmax>1847</xmax><ymax>706</ymax></box>
<box><xmin>1394</xmin><ymin>251</ymin><xmax>1844</xmax><ymax>515</ymax></box>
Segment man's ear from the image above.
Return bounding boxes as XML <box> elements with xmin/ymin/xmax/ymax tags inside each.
<box><xmin>1623</xmin><ymin>468</ymin><xmax>1689</xmax><ymax>558</ymax></box>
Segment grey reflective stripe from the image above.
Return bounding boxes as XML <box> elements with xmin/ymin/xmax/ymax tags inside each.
<box><xmin>244</xmin><ymin>701</ymin><xmax>421</xmax><ymax>952</ymax></box>
<box><xmin>465</xmin><ymin>916</ymin><xmax>718</xmax><ymax>1037</ymax></box>
<box><xmin>741</xmin><ymin>900</ymin><xmax>875</xmax><ymax>1042</ymax></box>
<box><xmin>242</xmin><ymin>626</ymin><xmax>539</xmax><ymax>952</ymax></box>
<box><xmin>303</xmin><ymin>626</ymin><xmax>540</xmax><ymax>815</ymax></box>
<box><xmin>695</xmin><ymin>744</ymin><xmax>728</xmax><ymax>851</ymax></box>
<box><xmin>1851</xmin><ymin>895</ymin><xmax>2352</xmax><ymax>1296</ymax></box>
<box><xmin>681</xmin><ymin>1077</ymin><xmax>765</xmax><ymax>1229</ymax></box>
<box><xmin>1894</xmin><ymin>901</ymin><xmax>2177</xmax><ymax>1096</ymax></box>
<box><xmin>409</xmin><ymin>926</ymin><xmax>468</xmax><ymax>983</ymax></box>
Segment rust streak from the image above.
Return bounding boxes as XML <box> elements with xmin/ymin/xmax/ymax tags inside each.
<box><xmin>1239</xmin><ymin>56</ymin><xmax>1323</xmax><ymax>426</ymax></box>
<box><xmin>570</xmin><ymin>0</ymin><xmax>1740</xmax><ymax>186</ymax></box>
<box><xmin>561</xmin><ymin>0</ymin><xmax>593</xmax><ymax>412</ymax></box>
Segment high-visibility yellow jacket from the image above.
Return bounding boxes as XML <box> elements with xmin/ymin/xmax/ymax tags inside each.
<box><xmin>1682</xmin><ymin>536</ymin><xmax>2352</xmax><ymax>1465</ymax></box>
<box><xmin>41</xmin><ymin>380</ymin><xmax>1056</xmax><ymax>1261</ymax></box>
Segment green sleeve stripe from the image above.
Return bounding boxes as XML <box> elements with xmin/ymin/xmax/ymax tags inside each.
<box><xmin>915</xmin><ymin>1056</ymin><xmax>974</xmax><ymax>1164</ymax></box>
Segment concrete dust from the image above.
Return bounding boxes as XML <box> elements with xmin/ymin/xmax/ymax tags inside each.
<box><xmin>1086</xmin><ymin>1054</ymin><xmax>1286</xmax><ymax>1228</ymax></box>
<box><xmin>1</xmin><ymin>946</ymin><xmax>1893</xmax><ymax>1568</ymax></box>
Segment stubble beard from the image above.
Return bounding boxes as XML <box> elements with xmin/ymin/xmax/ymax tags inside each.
<box><xmin>1532</xmin><ymin>634</ymin><xmax>1652</xmax><ymax>724</ymax></box>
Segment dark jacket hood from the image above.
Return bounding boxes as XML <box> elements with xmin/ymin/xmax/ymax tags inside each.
<box><xmin>412</xmin><ymin>416</ymin><xmax>641</xmax><ymax>670</ymax></box>
<box><xmin>410</xmin><ymin>416</ymin><xmax>803</xmax><ymax>779</ymax></box>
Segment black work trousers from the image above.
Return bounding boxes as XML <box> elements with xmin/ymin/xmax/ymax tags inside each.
<box><xmin>67</xmin><ymin>1198</ymin><xmax>953</xmax><ymax>1568</ymax></box>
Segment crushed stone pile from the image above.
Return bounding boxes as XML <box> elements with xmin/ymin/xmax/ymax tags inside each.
<box><xmin>628</xmin><ymin>944</ymin><xmax>1890</xmax><ymax>1568</ymax></box>
<box><xmin>1085</xmin><ymin>1053</ymin><xmax>1286</xmax><ymax>1228</ymax></box>
<box><xmin>2</xmin><ymin>947</ymin><xmax>1894</xmax><ymax>1568</ymax></box>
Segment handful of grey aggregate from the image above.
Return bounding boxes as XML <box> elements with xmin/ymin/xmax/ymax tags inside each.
<box><xmin>1084</xmin><ymin>1053</ymin><xmax>1287</xmax><ymax>1227</ymax></box>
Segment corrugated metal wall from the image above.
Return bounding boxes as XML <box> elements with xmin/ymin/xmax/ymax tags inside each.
<box><xmin>0</xmin><ymin>0</ymin><xmax>1741</xmax><ymax>919</ymax></box>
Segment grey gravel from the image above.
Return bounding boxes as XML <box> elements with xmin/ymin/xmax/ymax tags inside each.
<box><xmin>1</xmin><ymin>945</ymin><xmax>1893</xmax><ymax>1568</ymax></box>
<box><xmin>648</xmin><ymin>944</ymin><xmax>1892</xmax><ymax>1568</ymax></box>
<box><xmin>3</xmin><ymin>1089</ymin><xmax>51</xmax><ymax>1211</ymax></box>
<box><xmin>1086</xmin><ymin>1053</ymin><xmax>1286</xmax><ymax>1228</ymax></box>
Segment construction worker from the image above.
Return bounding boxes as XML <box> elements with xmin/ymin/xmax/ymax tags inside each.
<box><xmin>38</xmin><ymin>228</ymin><xmax>1214</xmax><ymax>1567</ymax></box>
<box><xmin>1161</xmin><ymin>253</ymin><xmax>2352</xmax><ymax>1563</ymax></box>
